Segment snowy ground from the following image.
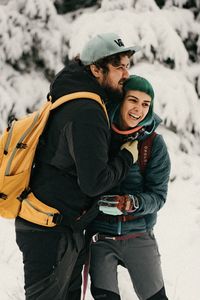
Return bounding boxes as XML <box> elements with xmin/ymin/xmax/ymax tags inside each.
<box><xmin>1</xmin><ymin>163</ymin><xmax>200</xmax><ymax>300</ymax></box>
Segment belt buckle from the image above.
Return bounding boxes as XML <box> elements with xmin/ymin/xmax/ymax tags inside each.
<box><xmin>52</xmin><ymin>213</ymin><xmax>63</xmax><ymax>225</ymax></box>
<box><xmin>92</xmin><ymin>233</ymin><xmax>99</xmax><ymax>243</ymax></box>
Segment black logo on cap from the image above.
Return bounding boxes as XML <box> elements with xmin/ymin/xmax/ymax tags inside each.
<box><xmin>114</xmin><ymin>39</ymin><xmax>125</xmax><ymax>47</ymax></box>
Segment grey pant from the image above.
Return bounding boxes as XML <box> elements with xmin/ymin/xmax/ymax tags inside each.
<box><xmin>90</xmin><ymin>231</ymin><xmax>164</xmax><ymax>300</ymax></box>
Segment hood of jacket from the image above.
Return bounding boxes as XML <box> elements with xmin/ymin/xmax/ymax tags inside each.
<box><xmin>111</xmin><ymin>102</ymin><xmax>162</xmax><ymax>143</ymax></box>
<box><xmin>49</xmin><ymin>61</ymin><xmax>107</xmax><ymax>102</ymax></box>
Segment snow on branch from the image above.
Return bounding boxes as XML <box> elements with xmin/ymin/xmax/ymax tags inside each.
<box><xmin>162</xmin><ymin>7</ymin><xmax>200</xmax><ymax>39</ymax></box>
<box><xmin>0</xmin><ymin>66</ymin><xmax>49</xmax><ymax>133</ymax></box>
<box><xmin>0</xmin><ymin>0</ymin><xmax>69</xmax><ymax>74</ymax></box>
<box><xmin>68</xmin><ymin>9</ymin><xmax>189</xmax><ymax>69</ymax></box>
<box><xmin>133</xmin><ymin>62</ymin><xmax>200</xmax><ymax>136</ymax></box>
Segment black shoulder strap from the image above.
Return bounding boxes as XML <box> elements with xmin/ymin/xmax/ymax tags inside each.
<box><xmin>138</xmin><ymin>132</ymin><xmax>157</xmax><ymax>173</ymax></box>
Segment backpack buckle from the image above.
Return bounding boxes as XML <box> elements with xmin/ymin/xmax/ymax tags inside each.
<box><xmin>17</xmin><ymin>189</ymin><xmax>30</xmax><ymax>202</ymax></box>
<box><xmin>52</xmin><ymin>213</ymin><xmax>63</xmax><ymax>225</ymax></box>
<box><xmin>0</xmin><ymin>193</ymin><xmax>7</xmax><ymax>200</ymax></box>
<box><xmin>16</xmin><ymin>143</ymin><xmax>27</xmax><ymax>149</ymax></box>
<box><xmin>91</xmin><ymin>233</ymin><xmax>99</xmax><ymax>243</ymax></box>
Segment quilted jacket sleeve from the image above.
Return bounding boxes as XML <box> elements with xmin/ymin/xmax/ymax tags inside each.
<box><xmin>136</xmin><ymin>134</ymin><xmax>171</xmax><ymax>215</ymax></box>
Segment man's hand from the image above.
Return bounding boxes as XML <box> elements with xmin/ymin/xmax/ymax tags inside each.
<box><xmin>98</xmin><ymin>195</ymin><xmax>139</xmax><ymax>215</ymax></box>
<box><xmin>121</xmin><ymin>140</ymin><xmax>138</xmax><ymax>163</ymax></box>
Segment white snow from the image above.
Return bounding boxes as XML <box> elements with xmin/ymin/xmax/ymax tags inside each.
<box><xmin>0</xmin><ymin>0</ymin><xmax>200</xmax><ymax>299</ymax></box>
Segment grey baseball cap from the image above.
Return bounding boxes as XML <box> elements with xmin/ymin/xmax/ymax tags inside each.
<box><xmin>80</xmin><ymin>32</ymin><xmax>141</xmax><ymax>65</ymax></box>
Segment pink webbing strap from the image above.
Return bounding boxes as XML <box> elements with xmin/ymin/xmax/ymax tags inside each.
<box><xmin>91</xmin><ymin>232</ymin><xmax>144</xmax><ymax>242</ymax></box>
<box><xmin>82</xmin><ymin>239</ymin><xmax>92</xmax><ymax>300</ymax></box>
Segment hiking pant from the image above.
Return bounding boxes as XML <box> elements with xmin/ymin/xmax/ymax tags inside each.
<box><xmin>16</xmin><ymin>224</ymin><xmax>85</xmax><ymax>300</ymax></box>
<box><xmin>90</xmin><ymin>231</ymin><xmax>168</xmax><ymax>300</ymax></box>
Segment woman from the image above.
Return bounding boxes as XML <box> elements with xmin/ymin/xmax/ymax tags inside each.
<box><xmin>88</xmin><ymin>75</ymin><xmax>171</xmax><ymax>300</ymax></box>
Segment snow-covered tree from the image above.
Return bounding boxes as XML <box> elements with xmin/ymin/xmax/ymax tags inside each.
<box><xmin>0</xmin><ymin>0</ymin><xmax>70</xmax><ymax>130</ymax></box>
<box><xmin>0</xmin><ymin>0</ymin><xmax>199</xmax><ymax>182</ymax></box>
<box><xmin>0</xmin><ymin>0</ymin><xmax>200</xmax><ymax>178</ymax></box>
<box><xmin>1</xmin><ymin>0</ymin><xmax>200</xmax><ymax>139</ymax></box>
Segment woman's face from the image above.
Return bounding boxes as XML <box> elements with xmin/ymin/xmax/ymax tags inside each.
<box><xmin>120</xmin><ymin>90</ymin><xmax>151</xmax><ymax>129</ymax></box>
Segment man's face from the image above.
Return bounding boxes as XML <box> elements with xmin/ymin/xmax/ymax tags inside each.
<box><xmin>99</xmin><ymin>55</ymin><xmax>130</xmax><ymax>95</ymax></box>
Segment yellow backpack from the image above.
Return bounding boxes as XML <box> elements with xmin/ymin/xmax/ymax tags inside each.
<box><xmin>0</xmin><ymin>92</ymin><xmax>108</xmax><ymax>227</ymax></box>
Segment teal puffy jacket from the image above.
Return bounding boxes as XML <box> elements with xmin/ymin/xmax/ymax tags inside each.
<box><xmin>89</xmin><ymin>113</ymin><xmax>171</xmax><ymax>235</ymax></box>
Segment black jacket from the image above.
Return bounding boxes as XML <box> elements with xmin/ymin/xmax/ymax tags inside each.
<box><xmin>30</xmin><ymin>61</ymin><xmax>133</xmax><ymax>224</ymax></box>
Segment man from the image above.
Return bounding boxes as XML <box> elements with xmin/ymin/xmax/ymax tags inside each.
<box><xmin>15</xmin><ymin>32</ymin><xmax>140</xmax><ymax>300</ymax></box>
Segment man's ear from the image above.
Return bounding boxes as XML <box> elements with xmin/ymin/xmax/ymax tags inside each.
<box><xmin>90</xmin><ymin>64</ymin><xmax>102</xmax><ymax>79</ymax></box>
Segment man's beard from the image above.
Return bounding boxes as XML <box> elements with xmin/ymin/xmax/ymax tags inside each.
<box><xmin>102</xmin><ymin>83</ymin><xmax>124</xmax><ymax>115</ymax></box>
<box><xmin>103</xmin><ymin>82</ymin><xmax>124</xmax><ymax>106</ymax></box>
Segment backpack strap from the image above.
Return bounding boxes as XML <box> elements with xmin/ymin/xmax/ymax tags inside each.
<box><xmin>50</xmin><ymin>92</ymin><xmax>109</xmax><ymax>125</ymax></box>
<box><xmin>138</xmin><ymin>132</ymin><xmax>157</xmax><ymax>173</ymax></box>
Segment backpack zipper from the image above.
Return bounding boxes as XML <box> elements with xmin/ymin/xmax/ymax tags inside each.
<box><xmin>117</xmin><ymin>221</ymin><xmax>122</xmax><ymax>235</ymax></box>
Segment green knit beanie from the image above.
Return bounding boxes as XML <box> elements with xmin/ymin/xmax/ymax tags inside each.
<box><xmin>123</xmin><ymin>75</ymin><xmax>154</xmax><ymax>126</ymax></box>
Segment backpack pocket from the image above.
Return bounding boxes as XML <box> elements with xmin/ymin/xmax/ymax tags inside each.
<box><xmin>0</xmin><ymin>172</ymin><xmax>27</xmax><ymax>218</ymax></box>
